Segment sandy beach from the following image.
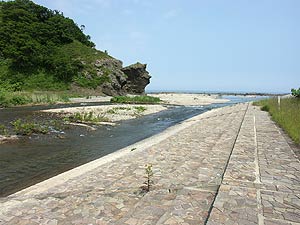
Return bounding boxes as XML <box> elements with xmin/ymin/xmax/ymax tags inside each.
<box><xmin>148</xmin><ymin>93</ymin><xmax>229</xmax><ymax>105</ymax></box>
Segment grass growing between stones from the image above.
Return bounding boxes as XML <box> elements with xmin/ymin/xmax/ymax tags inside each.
<box><xmin>110</xmin><ymin>95</ymin><xmax>161</xmax><ymax>104</ymax></box>
<box><xmin>253</xmin><ymin>97</ymin><xmax>300</xmax><ymax>144</ymax></box>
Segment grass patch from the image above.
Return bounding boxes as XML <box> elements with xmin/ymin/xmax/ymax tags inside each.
<box><xmin>106</xmin><ymin>107</ymin><xmax>131</xmax><ymax>114</ymax></box>
<box><xmin>64</xmin><ymin>112</ymin><xmax>109</xmax><ymax>124</ymax></box>
<box><xmin>110</xmin><ymin>96</ymin><xmax>161</xmax><ymax>104</ymax></box>
<box><xmin>254</xmin><ymin>97</ymin><xmax>300</xmax><ymax>144</ymax></box>
<box><xmin>11</xmin><ymin>119</ymin><xmax>49</xmax><ymax>135</ymax></box>
<box><xmin>60</xmin><ymin>40</ymin><xmax>110</xmax><ymax>64</ymax></box>
<box><xmin>0</xmin><ymin>124</ymin><xmax>9</xmax><ymax>136</ymax></box>
<box><xmin>134</xmin><ymin>106</ymin><xmax>147</xmax><ymax>113</ymax></box>
<box><xmin>0</xmin><ymin>90</ymin><xmax>83</xmax><ymax>107</ymax></box>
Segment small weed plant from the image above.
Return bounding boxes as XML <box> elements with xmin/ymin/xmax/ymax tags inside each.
<box><xmin>134</xmin><ymin>106</ymin><xmax>146</xmax><ymax>113</ymax></box>
<box><xmin>141</xmin><ymin>164</ymin><xmax>154</xmax><ymax>193</ymax></box>
<box><xmin>107</xmin><ymin>107</ymin><xmax>131</xmax><ymax>114</ymax></box>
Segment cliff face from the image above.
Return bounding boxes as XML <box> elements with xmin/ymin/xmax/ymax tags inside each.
<box><xmin>122</xmin><ymin>63</ymin><xmax>151</xmax><ymax>94</ymax></box>
<box><xmin>91</xmin><ymin>59</ymin><xmax>151</xmax><ymax>96</ymax></box>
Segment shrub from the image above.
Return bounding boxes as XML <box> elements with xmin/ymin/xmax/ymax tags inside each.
<box><xmin>110</xmin><ymin>96</ymin><xmax>161</xmax><ymax>104</ymax></box>
<box><xmin>261</xmin><ymin>105</ymin><xmax>269</xmax><ymax>112</ymax></box>
<box><xmin>0</xmin><ymin>124</ymin><xmax>9</xmax><ymax>136</ymax></box>
<box><xmin>0</xmin><ymin>91</ymin><xmax>31</xmax><ymax>107</ymax></box>
<box><xmin>134</xmin><ymin>106</ymin><xmax>147</xmax><ymax>113</ymax></box>
<box><xmin>11</xmin><ymin>119</ymin><xmax>49</xmax><ymax>135</ymax></box>
<box><xmin>10</xmin><ymin>96</ymin><xmax>30</xmax><ymax>105</ymax></box>
<box><xmin>291</xmin><ymin>88</ymin><xmax>300</xmax><ymax>98</ymax></box>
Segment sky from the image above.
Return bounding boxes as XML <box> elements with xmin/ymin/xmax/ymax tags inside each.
<box><xmin>33</xmin><ymin>0</ymin><xmax>300</xmax><ymax>93</ymax></box>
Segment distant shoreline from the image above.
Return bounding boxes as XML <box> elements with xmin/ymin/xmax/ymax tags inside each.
<box><xmin>146</xmin><ymin>90</ymin><xmax>288</xmax><ymax>96</ymax></box>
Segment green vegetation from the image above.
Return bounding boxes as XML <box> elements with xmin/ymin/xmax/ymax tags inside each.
<box><xmin>0</xmin><ymin>90</ymin><xmax>73</xmax><ymax>107</ymax></box>
<box><xmin>253</xmin><ymin>97</ymin><xmax>300</xmax><ymax>144</ymax></box>
<box><xmin>111</xmin><ymin>96</ymin><xmax>161</xmax><ymax>104</ymax></box>
<box><xmin>64</xmin><ymin>112</ymin><xmax>109</xmax><ymax>124</ymax></box>
<box><xmin>11</xmin><ymin>119</ymin><xmax>49</xmax><ymax>135</ymax></box>
<box><xmin>0</xmin><ymin>0</ymin><xmax>111</xmax><ymax>98</ymax></box>
<box><xmin>106</xmin><ymin>106</ymin><xmax>146</xmax><ymax>116</ymax></box>
<box><xmin>291</xmin><ymin>88</ymin><xmax>300</xmax><ymax>98</ymax></box>
<box><xmin>106</xmin><ymin>107</ymin><xmax>131</xmax><ymax>114</ymax></box>
<box><xmin>141</xmin><ymin>164</ymin><xmax>154</xmax><ymax>193</ymax></box>
<box><xmin>0</xmin><ymin>124</ymin><xmax>9</xmax><ymax>136</ymax></box>
<box><xmin>134</xmin><ymin>106</ymin><xmax>147</xmax><ymax>113</ymax></box>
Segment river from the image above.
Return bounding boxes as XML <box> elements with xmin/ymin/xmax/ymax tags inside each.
<box><xmin>0</xmin><ymin>95</ymin><xmax>263</xmax><ymax>197</ymax></box>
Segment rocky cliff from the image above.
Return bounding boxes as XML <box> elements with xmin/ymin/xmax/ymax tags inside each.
<box><xmin>89</xmin><ymin>58</ymin><xmax>151</xmax><ymax>96</ymax></box>
<box><xmin>0</xmin><ymin>0</ymin><xmax>151</xmax><ymax>96</ymax></box>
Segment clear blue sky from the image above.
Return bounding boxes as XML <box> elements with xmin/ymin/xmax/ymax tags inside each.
<box><xmin>34</xmin><ymin>0</ymin><xmax>299</xmax><ymax>93</ymax></box>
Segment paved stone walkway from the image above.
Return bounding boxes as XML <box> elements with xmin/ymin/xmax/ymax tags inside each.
<box><xmin>0</xmin><ymin>104</ymin><xmax>299</xmax><ymax>225</ymax></box>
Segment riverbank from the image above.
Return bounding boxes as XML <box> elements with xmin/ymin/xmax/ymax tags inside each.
<box><xmin>1</xmin><ymin>103</ymin><xmax>299</xmax><ymax>224</ymax></box>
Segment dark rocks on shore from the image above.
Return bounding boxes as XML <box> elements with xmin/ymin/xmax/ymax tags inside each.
<box><xmin>122</xmin><ymin>63</ymin><xmax>151</xmax><ymax>95</ymax></box>
<box><xmin>93</xmin><ymin>59</ymin><xmax>151</xmax><ymax>96</ymax></box>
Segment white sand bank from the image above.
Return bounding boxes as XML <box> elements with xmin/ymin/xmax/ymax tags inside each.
<box><xmin>148</xmin><ymin>93</ymin><xmax>229</xmax><ymax>106</ymax></box>
<box><xmin>42</xmin><ymin>104</ymin><xmax>168</xmax><ymax>122</ymax></box>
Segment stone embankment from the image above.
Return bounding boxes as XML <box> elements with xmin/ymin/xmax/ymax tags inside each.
<box><xmin>0</xmin><ymin>103</ymin><xmax>299</xmax><ymax>224</ymax></box>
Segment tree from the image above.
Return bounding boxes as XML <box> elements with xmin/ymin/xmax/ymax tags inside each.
<box><xmin>291</xmin><ymin>88</ymin><xmax>300</xmax><ymax>98</ymax></box>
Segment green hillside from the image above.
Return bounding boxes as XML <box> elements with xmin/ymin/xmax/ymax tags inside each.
<box><xmin>0</xmin><ymin>0</ymin><xmax>110</xmax><ymax>91</ymax></box>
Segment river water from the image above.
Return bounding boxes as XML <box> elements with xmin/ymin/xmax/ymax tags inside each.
<box><xmin>0</xmin><ymin>96</ymin><xmax>263</xmax><ymax>197</ymax></box>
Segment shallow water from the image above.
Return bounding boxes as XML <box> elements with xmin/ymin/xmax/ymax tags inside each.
<box><xmin>0</xmin><ymin>96</ymin><xmax>264</xmax><ymax>197</ymax></box>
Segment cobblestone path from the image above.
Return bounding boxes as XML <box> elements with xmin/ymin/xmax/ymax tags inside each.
<box><xmin>0</xmin><ymin>104</ymin><xmax>299</xmax><ymax>225</ymax></box>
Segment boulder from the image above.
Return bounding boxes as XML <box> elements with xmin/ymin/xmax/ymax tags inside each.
<box><xmin>77</xmin><ymin>58</ymin><xmax>151</xmax><ymax>96</ymax></box>
<box><xmin>121</xmin><ymin>63</ymin><xmax>151</xmax><ymax>94</ymax></box>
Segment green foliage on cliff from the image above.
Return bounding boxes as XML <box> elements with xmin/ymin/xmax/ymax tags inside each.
<box><xmin>0</xmin><ymin>0</ymin><xmax>110</xmax><ymax>92</ymax></box>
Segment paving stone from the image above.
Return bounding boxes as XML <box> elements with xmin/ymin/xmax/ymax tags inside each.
<box><xmin>208</xmin><ymin>106</ymin><xmax>300</xmax><ymax>225</ymax></box>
